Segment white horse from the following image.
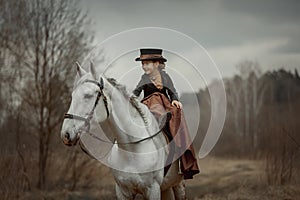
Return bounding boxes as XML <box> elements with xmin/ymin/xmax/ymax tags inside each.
<box><xmin>61</xmin><ymin>62</ymin><xmax>185</xmax><ymax>200</ymax></box>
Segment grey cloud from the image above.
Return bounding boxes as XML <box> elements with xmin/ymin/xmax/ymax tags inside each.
<box><xmin>273</xmin><ymin>38</ymin><xmax>300</xmax><ymax>54</ymax></box>
<box><xmin>220</xmin><ymin>0</ymin><xmax>300</xmax><ymax>24</ymax></box>
<box><xmin>81</xmin><ymin>0</ymin><xmax>300</xmax><ymax>75</ymax></box>
<box><xmin>83</xmin><ymin>0</ymin><xmax>300</xmax><ymax>51</ymax></box>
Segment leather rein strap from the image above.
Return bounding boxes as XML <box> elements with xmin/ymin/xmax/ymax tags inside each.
<box><xmin>64</xmin><ymin>78</ymin><xmax>110</xmax><ymax>130</ymax></box>
<box><xmin>63</xmin><ymin>77</ymin><xmax>164</xmax><ymax>146</ymax></box>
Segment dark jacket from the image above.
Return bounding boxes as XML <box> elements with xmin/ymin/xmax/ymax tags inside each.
<box><xmin>133</xmin><ymin>70</ymin><xmax>179</xmax><ymax>102</ymax></box>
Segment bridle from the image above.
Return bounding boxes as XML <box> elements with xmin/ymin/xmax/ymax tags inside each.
<box><xmin>64</xmin><ymin>77</ymin><xmax>110</xmax><ymax>132</ymax></box>
<box><xmin>63</xmin><ymin>76</ymin><xmax>174</xmax><ymax>175</ymax></box>
<box><xmin>63</xmin><ymin>77</ymin><xmax>165</xmax><ymax>148</ymax></box>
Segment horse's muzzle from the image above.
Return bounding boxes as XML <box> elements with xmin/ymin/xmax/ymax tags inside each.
<box><xmin>63</xmin><ymin>137</ymin><xmax>73</xmax><ymax>146</ymax></box>
<box><xmin>62</xmin><ymin>131</ymin><xmax>79</xmax><ymax>146</ymax></box>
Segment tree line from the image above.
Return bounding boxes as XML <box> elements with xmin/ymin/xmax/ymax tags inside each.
<box><xmin>193</xmin><ymin>62</ymin><xmax>300</xmax><ymax>185</ymax></box>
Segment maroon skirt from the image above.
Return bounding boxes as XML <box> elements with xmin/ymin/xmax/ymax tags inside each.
<box><xmin>141</xmin><ymin>92</ymin><xmax>200</xmax><ymax>179</ymax></box>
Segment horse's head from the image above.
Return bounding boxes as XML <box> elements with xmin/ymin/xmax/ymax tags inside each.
<box><xmin>61</xmin><ymin>62</ymin><xmax>111</xmax><ymax>146</ymax></box>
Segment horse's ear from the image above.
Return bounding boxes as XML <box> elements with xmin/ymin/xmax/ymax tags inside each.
<box><xmin>76</xmin><ymin>62</ymin><xmax>87</xmax><ymax>77</ymax></box>
<box><xmin>89</xmin><ymin>61</ymin><xmax>97</xmax><ymax>80</ymax></box>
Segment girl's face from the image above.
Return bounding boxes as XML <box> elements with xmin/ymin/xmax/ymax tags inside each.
<box><xmin>141</xmin><ymin>60</ymin><xmax>159</xmax><ymax>75</ymax></box>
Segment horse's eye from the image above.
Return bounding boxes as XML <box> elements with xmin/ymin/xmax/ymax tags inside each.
<box><xmin>84</xmin><ymin>94</ymin><xmax>94</xmax><ymax>99</ymax></box>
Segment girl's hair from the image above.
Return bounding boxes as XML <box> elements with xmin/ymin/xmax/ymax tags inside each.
<box><xmin>158</xmin><ymin>61</ymin><xmax>166</xmax><ymax>70</ymax></box>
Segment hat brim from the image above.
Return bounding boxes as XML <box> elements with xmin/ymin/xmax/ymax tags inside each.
<box><xmin>135</xmin><ymin>57</ymin><xmax>167</xmax><ymax>62</ymax></box>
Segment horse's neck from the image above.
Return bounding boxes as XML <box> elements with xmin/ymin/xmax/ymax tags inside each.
<box><xmin>110</xmin><ymin>93</ymin><xmax>151</xmax><ymax>142</ymax></box>
<box><xmin>102</xmin><ymin>80</ymin><xmax>165</xmax><ymax>153</ymax></box>
<box><xmin>111</xmin><ymin>99</ymin><xmax>166</xmax><ymax>156</ymax></box>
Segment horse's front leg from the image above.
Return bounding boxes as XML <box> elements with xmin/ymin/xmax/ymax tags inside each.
<box><xmin>143</xmin><ymin>183</ymin><xmax>161</xmax><ymax>200</ymax></box>
<box><xmin>115</xmin><ymin>184</ymin><xmax>135</xmax><ymax>200</ymax></box>
<box><xmin>173</xmin><ymin>180</ymin><xmax>186</xmax><ymax>200</ymax></box>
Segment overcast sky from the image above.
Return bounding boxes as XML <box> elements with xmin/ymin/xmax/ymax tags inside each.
<box><xmin>79</xmin><ymin>0</ymin><xmax>300</xmax><ymax>91</ymax></box>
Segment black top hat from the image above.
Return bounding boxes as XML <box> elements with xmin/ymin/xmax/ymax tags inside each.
<box><xmin>135</xmin><ymin>48</ymin><xmax>167</xmax><ymax>62</ymax></box>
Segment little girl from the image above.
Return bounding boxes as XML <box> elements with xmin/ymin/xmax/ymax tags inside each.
<box><xmin>133</xmin><ymin>48</ymin><xmax>199</xmax><ymax>179</ymax></box>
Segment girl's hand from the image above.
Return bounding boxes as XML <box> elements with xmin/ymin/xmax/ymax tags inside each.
<box><xmin>172</xmin><ymin>100</ymin><xmax>182</xmax><ymax>109</ymax></box>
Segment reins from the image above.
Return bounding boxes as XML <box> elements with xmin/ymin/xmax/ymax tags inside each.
<box><xmin>64</xmin><ymin>77</ymin><xmax>164</xmax><ymax>146</ymax></box>
<box><xmin>84</xmin><ymin>127</ymin><xmax>164</xmax><ymax>145</ymax></box>
<box><xmin>64</xmin><ymin>78</ymin><xmax>109</xmax><ymax>132</ymax></box>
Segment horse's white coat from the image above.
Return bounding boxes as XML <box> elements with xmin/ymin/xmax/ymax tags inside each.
<box><xmin>61</xmin><ymin>63</ymin><xmax>185</xmax><ymax>199</ymax></box>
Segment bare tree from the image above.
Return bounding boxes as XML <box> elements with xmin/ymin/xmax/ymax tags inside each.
<box><xmin>226</xmin><ymin>75</ymin><xmax>243</xmax><ymax>138</ymax></box>
<box><xmin>0</xmin><ymin>0</ymin><xmax>93</xmax><ymax>189</ymax></box>
<box><xmin>262</xmin><ymin>70</ymin><xmax>300</xmax><ymax>185</ymax></box>
<box><xmin>235</xmin><ymin>60</ymin><xmax>266</xmax><ymax>154</ymax></box>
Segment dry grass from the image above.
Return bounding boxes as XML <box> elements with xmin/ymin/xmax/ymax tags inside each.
<box><xmin>187</xmin><ymin>157</ymin><xmax>300</xmax><ymax>200</ymax></box>
<box><xmin>3</xmin><ymin>155</ymin><xmax>300</xmax><ymax>199</ymax></box>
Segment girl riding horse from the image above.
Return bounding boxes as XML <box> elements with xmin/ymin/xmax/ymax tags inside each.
<box><xmin>133</xmin><ymin>48</ymin><xmax>200</xmax><ymax>179</ymax></box>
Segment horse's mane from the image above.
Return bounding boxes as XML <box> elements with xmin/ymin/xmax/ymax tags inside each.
<box><xmin>106</xmin><ymin>78</ymin><xmax>149</xmax><ymax>126</ymax></box>
<box><xmin>106</xmin><ymin>78</ymin><xmax>129</xmax><ymax>97</ymax></box>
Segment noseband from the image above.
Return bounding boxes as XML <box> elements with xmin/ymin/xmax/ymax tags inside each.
<box><xmin>63</xmin><ymin>77</ymin><xmax>165</xmax><ymax>150</ymax></box>
<box><xmin>64</xmin><ymin>77</ymin><xmax>110</xmax><ymax>131</ymax></box>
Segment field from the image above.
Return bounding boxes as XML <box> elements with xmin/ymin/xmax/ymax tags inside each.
<box><xmin>186</xmin><ymin>157</ymin><xmax>300</xmax><ymax>200</ymax></box>
<box><xmin>19</xmin><ymin>156</ymin><xmax>300</xmax><ymax>200</ymax></box>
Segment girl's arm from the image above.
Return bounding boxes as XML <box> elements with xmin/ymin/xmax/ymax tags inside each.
<box><xmin>132</xmin><ymin>75</ymin><xmax>146</xmax><ymax>97</ymax></box>
<box><xmin>164</xmin><ymin>72</ymin><xmax>179</xmax><ymax>102</ymax></box>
